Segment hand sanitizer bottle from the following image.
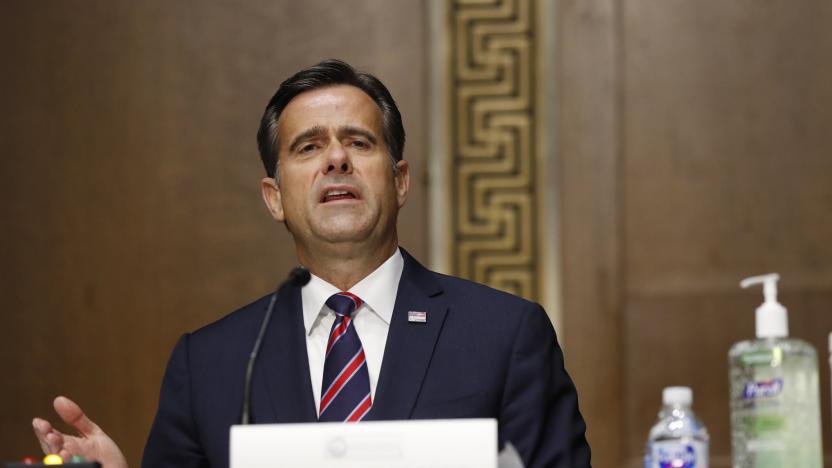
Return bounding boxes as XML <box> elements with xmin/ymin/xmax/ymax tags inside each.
<box><xmin>729</xmin><ymin>273</ymin><xmax>822</xmax><ymax>468</ymax></box>
<box><xmin>644</xmin><ymin>386</ymin><xmax>709</xmax><ymax>468</ymax></box>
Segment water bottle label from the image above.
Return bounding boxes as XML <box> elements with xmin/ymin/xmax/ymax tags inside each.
<box><xmin>648</xmin><ymin>441</ymin><xmax>708</xmax><ymax>468</ymax></box>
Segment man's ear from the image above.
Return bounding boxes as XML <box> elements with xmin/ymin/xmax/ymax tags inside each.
<box><xmin>261</xmin><ymin>177</ymin><xmax>285</xmax><ymax>222</ymax></box>
<box><xmin>394</xmin><ymin>159</ymin><xmax>410</xmax><ymax>208</ymax></box>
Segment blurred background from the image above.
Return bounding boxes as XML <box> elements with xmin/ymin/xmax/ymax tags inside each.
<box><xmin>1</xmin><ymin>1</ymin><xmax>831</xmax><ymax>467</ymax></box>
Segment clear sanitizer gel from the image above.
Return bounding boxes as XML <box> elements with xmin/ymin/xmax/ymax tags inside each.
<box><xmin>728</xmin><ymin>273</ymin><xmax>822</xmax><ymax>468</ymax></box>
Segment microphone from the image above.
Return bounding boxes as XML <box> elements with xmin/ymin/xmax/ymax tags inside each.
<box><xmin>241</xmin><ymin>266</ymin><xmax>311</xmax><ymax>425</ymax></box>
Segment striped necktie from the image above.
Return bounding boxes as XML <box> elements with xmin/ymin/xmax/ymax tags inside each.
<box><xmin>319</xmin><ymin>292</ymin><xmax>372</xmax><ymax>422</ymax></box>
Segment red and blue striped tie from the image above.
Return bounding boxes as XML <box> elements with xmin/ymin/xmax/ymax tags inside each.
<box><xmin>319</xmin><ymin>292</ymin><xmax>372</xmax><ymax>422</ymax></box>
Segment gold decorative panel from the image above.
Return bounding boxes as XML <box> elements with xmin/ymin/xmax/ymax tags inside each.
<box><xmin>434</xmin><ymin>0</ymin><xmax>553</xmax><ymax>305</ymax></box>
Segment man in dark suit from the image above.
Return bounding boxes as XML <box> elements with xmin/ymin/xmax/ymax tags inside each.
<box><xmin>32</xmin><ymin>59</ymin><xmax>590</xmax><ymax>468</ymax></box>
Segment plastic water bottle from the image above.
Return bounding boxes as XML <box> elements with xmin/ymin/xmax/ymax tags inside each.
<box><xmin>644</xmin><ymin>386</ymin><xmax>709</xmax><ymax>468</ymax></box>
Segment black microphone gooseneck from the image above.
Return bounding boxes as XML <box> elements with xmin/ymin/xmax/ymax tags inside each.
<box><xmin>241</xmin><ymin>266</ymin><xmax>311</xmax><ymax>425</ymax></box>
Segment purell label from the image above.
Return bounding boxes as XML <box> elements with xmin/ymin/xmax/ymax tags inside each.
<box><xmin>647</xmin><ymin>441</ymin><xmax>708</xmax><ymax>468</ymax></box>
<box><xmin>742</xmin><ymin>378</ymin><xmax>783</xmax><ymax>400</ymax></box>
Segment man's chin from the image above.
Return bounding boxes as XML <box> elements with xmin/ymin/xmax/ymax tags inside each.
<box><xmin>312</xmin><ymin>224</ymin><xmax>375</xmax><ymax>245</ymax></box>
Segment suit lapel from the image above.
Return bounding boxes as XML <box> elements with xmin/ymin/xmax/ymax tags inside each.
<box><xmin>368</xmin><ymin>250</ymin><xmax>447</xmax><ymax>420</ymax></box>
<box><xmin>254</xmin><ymin>283</ymin><xmax>318</xmax><ymax>423</ymax></box>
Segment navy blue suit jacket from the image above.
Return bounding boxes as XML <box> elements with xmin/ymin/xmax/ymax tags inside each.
<box><xmin>142</xmin><ymin>251</ymin><xmax>590</xmax><ymax>467</ymax></box>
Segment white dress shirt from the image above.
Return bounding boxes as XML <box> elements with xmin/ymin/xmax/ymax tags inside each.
<box><xmin>301</xmin><ymin>248</ymin><xmax>404</xmax><ymax>415</ymax></box>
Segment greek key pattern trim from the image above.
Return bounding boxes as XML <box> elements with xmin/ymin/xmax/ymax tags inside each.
<box><xmin>445</xmin><ymin>0</ymin><xmax>541</xmax><ymax>300</ymax></box>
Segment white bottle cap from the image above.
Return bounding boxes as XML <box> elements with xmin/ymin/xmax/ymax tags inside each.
<box><xmin>662</xmin><ymin>386</ymin><xmax>692</xmax><ymax>406</ymax></box>
<box><xmin>740</xmin><ymin>273</ymin><xmax>788</xmax><ymax>338</ymax></box>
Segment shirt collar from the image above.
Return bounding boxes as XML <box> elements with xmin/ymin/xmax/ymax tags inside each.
<box><xmin>301</xmin><ymin>248</ymin><xmax>404</xmax><ymax>335</ymax></box>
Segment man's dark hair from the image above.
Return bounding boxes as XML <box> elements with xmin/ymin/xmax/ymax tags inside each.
<box><xmin>256</xmin><ymin>59</ymin><xmax>406</xmax><ymax>180</ymax></box>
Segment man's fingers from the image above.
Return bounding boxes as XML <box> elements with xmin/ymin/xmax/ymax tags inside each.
<box><xmin>33</xmin><ymin>418</ymin><xmax>70</xmax><ymax>448</ymax></box>
<box><xmin>32</xmin><ymin>418</ymin><xmax>53</xmax><ymax>439</ymax></box>
<box><xmin>62</xmin><ymin>437</ymin><xmax>87</xmax><ymax>460</ymax></box>
<box><xmin>45</xmin><ymin>432</ymin><xmax>65</xmax><ymax>452</ymax></box>
<box><xmin>53</xmin><ymin>396</ymin><xmax>100</xmax><ymax>437</ymax></box>
<box><xmin>32</xmin><ymin>418</ymin><xmax>53</xmax><ymax>454</ymax></box>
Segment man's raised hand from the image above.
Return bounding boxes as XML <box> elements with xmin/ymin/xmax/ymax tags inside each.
<box><xmin>32</xmin><ymin>396</ymin><xmax>129</xmax><ymax>468</ymax></box>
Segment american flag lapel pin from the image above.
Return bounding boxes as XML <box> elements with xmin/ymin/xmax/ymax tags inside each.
<box><xmin>407</xmin><ymin>310</ymin><xmax>427</xmax><ymax>323</ymax></box>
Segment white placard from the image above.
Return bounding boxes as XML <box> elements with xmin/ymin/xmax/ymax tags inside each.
<box><xmin>230</xmin><ymin>418</ymin><xmax>497</xmax><ymax>468</ymax></box>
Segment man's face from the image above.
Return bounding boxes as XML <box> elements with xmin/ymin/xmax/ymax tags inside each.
<box><xmin>262</xmin><ymin>85</ymin><xmax>409</xmax><ymax>250</ymax></box>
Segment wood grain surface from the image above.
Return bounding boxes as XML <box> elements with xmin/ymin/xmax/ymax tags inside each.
<box><xmin>0</xmin><ymin>1</ymin><xmax>427</xmax><ymax>465</ymax></box>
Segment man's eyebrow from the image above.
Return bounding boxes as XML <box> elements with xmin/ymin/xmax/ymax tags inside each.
<box><xmin>338</xmin><ymin>126</ymin><xmax>378</xmax><ymax>145</ymax></box>
<box><xmin>288</xmin><ymin>125</ymin><xmax>327</xmax><ymax>151</ymax></box>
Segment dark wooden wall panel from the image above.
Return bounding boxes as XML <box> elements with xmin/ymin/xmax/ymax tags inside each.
<box><xmin>0</xmin><ymin>1</ymin><xmax>427</xmax><ymax>464</ymax></box>
<box><xmin>621</xmin><ymin>0</ymin><xmax>832</xmax><ymax>465</ymax></box>
<box><xmin>559</xmin><ymin>0</ymin><xmax>832</xmax><ymax>466</ymax></box>
<box><xmin>558</xmin><ymin>1</ymin><xmax>623</xmax><ymax>467</ymax></box>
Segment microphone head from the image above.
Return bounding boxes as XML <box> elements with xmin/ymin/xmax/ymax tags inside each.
<box><xmin>288</xmin><ymin>267</ymin><xmax>311</xmax><ymax>286</ymax></box>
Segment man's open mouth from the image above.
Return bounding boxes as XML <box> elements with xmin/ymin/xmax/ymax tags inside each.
<box><xmin>321</xmin><ymin>188</ymin><xmax>358</xmax><ymax>203</ymax></box>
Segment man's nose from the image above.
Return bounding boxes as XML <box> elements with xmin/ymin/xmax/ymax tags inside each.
<box><xmin>324</xmin><ymin>143</ymin><xmax>352</xmax><ymax>175</ymax></box>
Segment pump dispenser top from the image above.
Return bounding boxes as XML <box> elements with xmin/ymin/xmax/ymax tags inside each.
<box><xmin>740</xmin><ymin>273</ymin><xmax>787</xmax><ymax>338</ymax></box>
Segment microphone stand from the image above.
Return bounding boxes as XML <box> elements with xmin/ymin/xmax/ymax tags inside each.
<box><xmin>241</xmin><ymin>267</ymin><xmax>311</xmax><ymax>425</ymax></box>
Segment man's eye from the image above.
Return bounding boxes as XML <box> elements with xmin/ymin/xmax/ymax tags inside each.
<box><xmin>299</xmin><ymin>144</ymin><xmax>317</xmax><ymax>153</ymax></box>
<box><xmin>351</xmin><ymin>140</ymin><xmax>368</xmax><ymax>148</ymax></box>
